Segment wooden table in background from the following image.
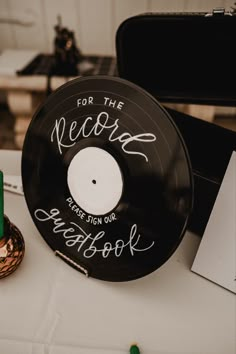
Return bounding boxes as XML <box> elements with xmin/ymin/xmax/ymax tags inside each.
<box><xmin>0</xmin><ymin>75</ymin><xmax>77</xmax><ymax>148</ymax></box>
<box><xmin>0</xmin><ymin>50</ymin><xmax>117</xmax><ymax>149</ymax></box>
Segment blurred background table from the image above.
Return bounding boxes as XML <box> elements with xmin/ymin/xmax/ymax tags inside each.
<box><xmin>0</xmin><ymin>50</ymin><xmax>117</xmax><ymax>148</ymax></box>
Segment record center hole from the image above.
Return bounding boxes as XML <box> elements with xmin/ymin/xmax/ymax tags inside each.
<box><xmin>92</xmin><ymin>179</ymin><xmax>97</xmax><ymax>185</ymax></box>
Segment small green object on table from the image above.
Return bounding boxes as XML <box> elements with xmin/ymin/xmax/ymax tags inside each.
<box><xmin>130</xmin><ymin>344</ymin><xmax>140</xmax><ymax>354</ymax></box>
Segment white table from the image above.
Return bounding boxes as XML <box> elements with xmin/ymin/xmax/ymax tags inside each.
<box><xmin>0</xmin><ymin>150</ymin><xmax>235</xmax><ymax>354</ymax></box>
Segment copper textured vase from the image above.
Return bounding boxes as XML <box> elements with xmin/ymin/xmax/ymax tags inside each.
<box><xmin>0</xmin><ymin>215</ymin><xmax>25</xmax><ymax>279</ymax></box>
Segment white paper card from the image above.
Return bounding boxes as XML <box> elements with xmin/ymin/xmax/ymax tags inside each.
<box><xmin>192</xmin><ymin>151</ymin><xmax>236</xmax><ymax>293</ymax></box>
<box><xmin>3</xmin><ymin>175</ymin><xmax>23</xmax><ymax>195</ymax></box>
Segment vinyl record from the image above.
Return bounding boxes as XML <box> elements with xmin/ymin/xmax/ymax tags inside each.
<box><xmin>21</xmin><ymin>76</ymin><xmax>193</xmax><ymax>281</ymax></box>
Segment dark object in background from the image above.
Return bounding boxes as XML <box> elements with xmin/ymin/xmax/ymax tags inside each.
<box><xmin>116</xmin><ymin>10</ymin><xmax>236</xmax><ymax>236</ymax></box>
<box><xmin>17</xmin><ymin>16</ymin><xmax>118</xmax><ymax>80</ymax></box>
<box><xmin>53</xmin><ymin>15</ymin><xmax>83</xmax><ymax>76</ymax></box>
<box><xmin>17</xmin><ymin>54</ymin><xmax>117</xmax><ymax>77</ymax></box>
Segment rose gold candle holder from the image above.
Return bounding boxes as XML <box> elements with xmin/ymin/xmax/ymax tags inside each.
<box><xmin>0</xmin><ymin>215</ymin><xmax>25</xmax><ymax>279</ymax></box>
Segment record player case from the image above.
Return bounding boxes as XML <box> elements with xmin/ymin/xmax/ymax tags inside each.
<box><xmin>116</xmin><ymin>8</ymin><xmax>236</xmax><ymax>236</ymax></box>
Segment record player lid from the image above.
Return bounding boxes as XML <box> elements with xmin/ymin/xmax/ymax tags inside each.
<box><xmin>116</xmin><ymin>12</ymin><xmax>236</xmax><ymax>106</ymax></box>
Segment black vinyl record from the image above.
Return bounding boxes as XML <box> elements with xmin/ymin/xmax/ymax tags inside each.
<box><xmin>22</xmin><ymin>76</ymin><xmax>193</xmax><ymax>281</ymax></box>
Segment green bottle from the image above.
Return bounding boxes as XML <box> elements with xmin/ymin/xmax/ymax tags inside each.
<box><xmin>130</xmin><ymin>344</ymin><xmax>140</xmax><ymax>354</ymax></box>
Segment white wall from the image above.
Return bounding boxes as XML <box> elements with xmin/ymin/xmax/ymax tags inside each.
<box><xmin>0</xmin><ymin>0</ymin><xmax>234</xmax><ymax>55</ymax></box>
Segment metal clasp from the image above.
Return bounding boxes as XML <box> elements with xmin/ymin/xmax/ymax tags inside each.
<box><xmin>205</xmin><ymin>7</ymin><xmax>233</xmax><ymax>17</ymax></box>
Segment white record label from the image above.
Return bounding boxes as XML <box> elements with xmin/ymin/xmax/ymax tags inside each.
<box><xmin>67</xmin><ymin>147</ymin><xmax>123</xmax><ymax>215</ymax></box>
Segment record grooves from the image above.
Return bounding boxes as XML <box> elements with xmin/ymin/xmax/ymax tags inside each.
<box><xmin>21</xmin><ymin>76</ymin><xmax>193</xmax><ymax>281</ymax></box>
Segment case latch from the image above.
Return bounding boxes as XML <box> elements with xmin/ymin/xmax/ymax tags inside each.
<box><xmin>205</xmin><ymin>7</ymin><xmax>233</xmax><ymax>17</ymax></box>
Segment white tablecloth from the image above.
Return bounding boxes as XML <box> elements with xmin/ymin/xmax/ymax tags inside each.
<box><xmin>0</xmin><ymin>150</ymin><xmax>235</xmax><ymax>354</ymax></box>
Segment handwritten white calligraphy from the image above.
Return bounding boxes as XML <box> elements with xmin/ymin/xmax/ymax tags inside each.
<box><xmin>34</xmin><ymin>208</ymin><xmax>155</xmax><ymax>258</ymax></box>
<box><xmin>51</xmin><ymin>112</ymin><xmax>156</xmax><ymax>161</ymax></box>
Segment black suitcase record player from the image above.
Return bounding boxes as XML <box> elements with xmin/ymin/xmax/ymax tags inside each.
<box><xmin>116</xmin><ymin>7</ymin><xmax>236</xmax><ymax>236</ymax></box>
